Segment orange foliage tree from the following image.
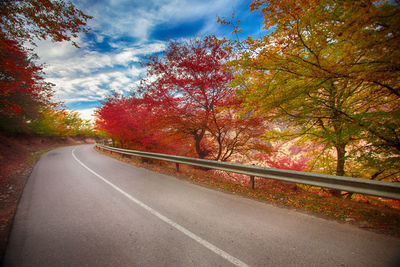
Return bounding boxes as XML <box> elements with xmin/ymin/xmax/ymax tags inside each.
<box><xmin>220</xmin><ymin>0</ymin><xmax>400</xmax><ymax>183</ymax></box>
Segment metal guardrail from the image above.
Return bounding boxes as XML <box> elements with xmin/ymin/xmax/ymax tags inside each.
<box><xmin>95</xmin><ymin>143</ymin><xmax>400</xmax><ymax>200</ymax></box>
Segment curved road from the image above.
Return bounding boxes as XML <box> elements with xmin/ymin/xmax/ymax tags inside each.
<box><xmin>3</xmin><ymin>145</ymin><xmax>400</xmax><ymax>266</ymax></box>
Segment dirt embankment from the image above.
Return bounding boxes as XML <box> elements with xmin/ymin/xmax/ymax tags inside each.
<box><xmin>0</xmin><ymin>134</ymin><xmax>95</xmax><ymax>263</ymax></box>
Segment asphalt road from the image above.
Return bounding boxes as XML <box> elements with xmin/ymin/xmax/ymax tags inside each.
<box><xmin>3</xmin><ymin>144</ymin><xmax>400</xmax><ymax>266</ymax></box>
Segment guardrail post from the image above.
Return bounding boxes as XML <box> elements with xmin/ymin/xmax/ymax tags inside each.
<box><xmin>176</xmin><ymin>163</ymin><xmax>180</xmax><ymax>172</ymax></box>
<box><xmin>250</xmin><ymin>175</ymin><xmax>255</xmax><ymax>189</ymax></box>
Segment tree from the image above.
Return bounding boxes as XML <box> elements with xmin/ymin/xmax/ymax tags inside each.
<box><xmin>32</xmin><ymin>108</ymin><xmax>94</xmax><ymax>137</ymax></box>
<box><xmin>0</xmin><ymin>0</ymin><xmax>92</xmax><ymax>46</ymax></box>
<box><xmin>205</xmin><ymin>99</ymin><xmax>270</xmax><ymax>161</ymax></box>
<box><xmin>0</xmin><ymin>0</ymin><xmax>92</xmax><ymax>134</ymax></box>
<box><xmin>95</xmin><ymin>93</ymin><xmax>187</xmax><ymax>154</ymax></box>
<box><xmin>141</xmin><ymin>36</ymin><xmax>268</xmax><ymax>160</ymax></box>
<box><xmin>0</xmin><ymin>39</ymin><xmax>54</xmax><ymax>133</ymax></box>
<box><xmin>95</xmin><ymin>94</ymin><xmax>134</xmax><ymax>148</ymax></box>
<box><xmin>222</xmin><ymin>0</ymin><xmax>400</xmax><ymax>183</ymax></box>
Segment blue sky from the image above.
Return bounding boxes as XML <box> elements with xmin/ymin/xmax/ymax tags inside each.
<box><xmin>34</xmin><ymin>0</ymin><xmax>265</xmax><ymax>121</ymax></box>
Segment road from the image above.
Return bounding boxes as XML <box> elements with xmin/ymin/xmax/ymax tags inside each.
<box><xmin>3</xmin><ymin>144</ymin><xmax>400</xmax><ymax>266</ymax></box>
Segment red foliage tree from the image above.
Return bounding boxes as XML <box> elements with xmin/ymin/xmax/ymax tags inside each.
<box><xmin>0</xmin><ymin>0</ymin><xmax>92</xmax><ymax>47</ymax></box>
<box><xmin>95</xmin><ymin>93</ymin><xmax>188</xmax><ymax>154</ymax></box>
<box><xmin>141</xmin><ymin>36</ymin><xmax>268</xmax><ymax>160</ymax></box>
<box><xmin>0</xmin><ymin>0</ymin><xmax>91</xmax><ymax>134</ymax></box>
<box><xmin>0</xmin><ymin>39</ymin><xmax>54</xmax><ymax>133</ymax></box>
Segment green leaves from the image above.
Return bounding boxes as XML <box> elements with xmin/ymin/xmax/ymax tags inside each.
<box><xmin>31</xmin><ymin>108</ymin><xmax>95</xmax><ymax>137</ymax></box>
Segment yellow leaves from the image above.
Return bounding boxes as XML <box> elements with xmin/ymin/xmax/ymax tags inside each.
<box><xmin>32</xmin><ymin>108</ymin><xmax>94</xmax><ymax>137</ymax></box>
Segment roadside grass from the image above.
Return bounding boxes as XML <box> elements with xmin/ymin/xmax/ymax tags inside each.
<box><xmin>97</xmin><ymin>147</ymin><xmax>400</xmax><ymax>237</ymax></box>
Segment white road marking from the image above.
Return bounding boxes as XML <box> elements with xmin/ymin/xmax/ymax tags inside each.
<box><xmin>72</xmin><ymin>147</ymin><xmax>250</xmax><ymax>267</ymax></box>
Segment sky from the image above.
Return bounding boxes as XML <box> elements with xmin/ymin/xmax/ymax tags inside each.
<box><xmin>34</xmin><ymin>0</ymin><xmax>265</xmax><ymax>121</ymax></box>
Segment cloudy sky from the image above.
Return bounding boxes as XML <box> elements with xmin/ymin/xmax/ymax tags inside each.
<box><xmin>34</xmin><ymin>0</ymin><xmax>265</xmax><ymax>121</ymax></box>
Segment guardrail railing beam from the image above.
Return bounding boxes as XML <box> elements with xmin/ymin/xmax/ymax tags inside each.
<box><xmin>95</xmin><ymin>144</ymin><xmax>400</xmax><ymax>200</ymax></box>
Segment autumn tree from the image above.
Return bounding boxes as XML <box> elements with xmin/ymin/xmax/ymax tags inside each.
<box><xmin>222</xmin><ymin>0</ymin><xmax>400</xmax><ymax>183</ymax></box>
<box><xmin>95</xmin><ymin>94</ymin><xmax>134</xmax><ymax>148</ymax></box>
<box><xmin>205</xmin><ymin>99</ymin><xmax>270</xmax><ymax>161</ymax></box>
<box><xmin>95</xmin><ymin>93</ymin><xmax>187</xmax><ymax>154</ymax></box>
<box><xmin>31</xmin><ymin>108</ymin><xmax>94</xmax><ymax>137</ymax></box>
<box><xmin>0</xmin><ymin>0</ymin><xmax>92</xmax><ymax>46</ymax></box>
<box><xmin>140</xmin><ymin>36</ymin><xmax>268</xmax><ymax>160</ymax></box>
<box><xmin>0</xmin><ymin>0</ymin><xmax>92</xmax><ymax>134</ymax></box>
<box><xmin>0</xmin><ymin>39</ymin><xmax>54</xmax><ymax>133</ymax></box>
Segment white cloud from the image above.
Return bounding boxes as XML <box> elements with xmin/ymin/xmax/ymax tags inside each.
<box><xmin>34</xmin><ymin>38</ymin><xmax>82</xmax><ymax>60</ymax></box>
<box><xmin>35</xmin><ymin>39</ymin><xmax>165</xmax><ymax>105</ymax></box>
<box><xmin>36</xmin><ymin>38</ymin><xmax>165</xmax><ymax>76</ymax></box>
<box><xmin>94</xmin><ymin>32</ymin><xmax>104</xmax><ymax>43</ymax></box>
<box><xmin>75</xmin><ymin>107</ymin><xmax>97</xmax><ymax>122</ymax></box>
<box><xmin>75</xmin><ymin>0</ymin><xmax>242</xmax><ymax>42</ymax></box>
<box><xmin>34</xmin><ymin>0</ymin><xmax>244</xmax><ymax>112</ymax></box>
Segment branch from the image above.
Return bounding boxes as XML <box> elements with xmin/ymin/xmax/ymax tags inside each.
<box><xmin>373</xmin><ymin>81</ymin><xmax>400</xmax><ymax>97</ymax></box>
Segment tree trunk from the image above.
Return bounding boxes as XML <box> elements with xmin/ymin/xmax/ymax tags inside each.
<box><xmin>330</xmin><ymin>144</ymin><xmax>347</xmax><ymax>197</ymax></box>
<box><xmin>194</xmin><ymin>129</ymin><xmax>207</xmax><ymax>159</ymax></box>
<box><xmin>215</xmin><ymin>134</ymin><xmax>222</xmax><ymax>161</ymax></box>
<box><xmin>336</xmin><ymin>144</ymin><xmax>346</xmax><ymax>177</ymax></box>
